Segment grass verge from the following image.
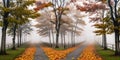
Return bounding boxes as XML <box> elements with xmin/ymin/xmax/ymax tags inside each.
<box><xmin>96</xmin><ymin>45</ymin><xmax>120</xmax><ymax>60</ymax></box>
<box><xmin>0</xmin><ymin>45</ymin><xmax>27</xmax><ymax>60</ymax></box>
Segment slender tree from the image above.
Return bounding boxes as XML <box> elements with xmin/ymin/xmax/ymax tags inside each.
<box><xmin>51</xmin><ymin>0</ymin><xmax>69</xmax><ymax>48</ymax></box>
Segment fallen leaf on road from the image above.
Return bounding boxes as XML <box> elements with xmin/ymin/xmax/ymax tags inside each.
<box><xmin>77</xmin><ymin>45</ymin><xmax>102</xmax><ymax>60</ymax></box>
<box><xmin>15</xmin><ymin>46</ymin><xmax>36</xmax><ymax>60</ymax></box>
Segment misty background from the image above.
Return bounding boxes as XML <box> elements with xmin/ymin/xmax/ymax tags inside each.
<box><xmin>0</xmin><ymin>0</ymin><xmax>115</xmax><ymax>49</ymax></box>
<box><xmin>0</xmin><ymin>16</ymin><xmax>115</xmax><ymax>46</ymax></box>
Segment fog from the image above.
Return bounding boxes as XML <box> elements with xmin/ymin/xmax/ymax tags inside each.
<box><xmin>0</xmin><ymin>16</ymin><xmax>115</xmax><ymax>47</ymax></box>
<box><xmin>0</xmin><ymin>0</ymin><xmax>115</xmax><ymax>46</ymax></box>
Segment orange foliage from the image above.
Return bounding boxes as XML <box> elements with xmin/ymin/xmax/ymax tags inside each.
<box><xmin>76</xmin><ymin>5</ymin><xmax>87</xmax><ymax>11</ymax></box>
<box><xmin>76</xmin><ymin>2</ymin><xmax>107</xmax><ymax>12</ymax></box>
<box><xmin>41</xmin><ymin>46</ymin><xmax>77</xmax><ymax>60</ymax></box>
<box><xmin>57</xmin><ymin>7</ymin><xmax>69</xmax><ymax>11</ymax></box>
<box><xmin>15</xmin><ymin>46</ymin><xmax>36</xmax><ymax>60</ymax></box>
<box><xmin>101</xmin><ymin>0</ymin><xmax>106</xmax><ymax>3</ymax></box>
<box><xmin>34</xmin><ymin>2</ymin><xmax>53</xmax><ymax>11</ymax></box>
<box><xmin>77</xmin><ymin>45</ymin><xmax>102</xmax><ymax>60</ymax></box>
<box><xmin>70</xmin><ymin>0</ymin><xmax>76</xmax><ymax>2</ymax></box>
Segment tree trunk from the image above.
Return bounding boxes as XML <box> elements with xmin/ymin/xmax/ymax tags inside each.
<box><xmin>102</xmin><ymin>35</ymin><xmax>104</xmax><ymax>47</ymax></box>
<box><xmin>63</xmin><ymin>33</ymin><xmax>66</xmax><ymax>48</ymax></box>
<box><xmin>119</xmin><ymin>37</ymin><xmax>120</xmax><ymax>54</ymax></box>
<box><xmin>12</xmin><ymin>24</ymin><xmax>17</xmax><ymax>50</ymax></box>
<box><xmin>61</xmin><ymin>32</ymin><xmax>63</xmax><ymax>48</ymax></box>
<box><xmin>73</xmin><ymin>32</ymin><xmax>75</xmax><ymax>46</ymax></box>
<box><xmin>17</xmin><ymin>31</ymin><xmax>20</xmax><ymax>47</ymax></box>
<box><xmin>51</xmin><ymin>29</ymin><xmax>55</xmax><ymax>48</ymax></box>
<box><xmin>114</xmin><ymin>29</ymin><xmax>120</xmax><ymax>55</ymax></box>
<box><xmin>48</xmin><ymin>29</ymin><xmax>52</xmax><ymax>47</ymax></box>
<box><xmin>71</xmin><ymin>28</ymin><xmax>74</xmax><ymax>47</ymax></box>
<box><xmin>55</xmin><ymin>17</ymin><xmax>61</xmax><ymax>48</ymax></box>
<box><xmin>55</xmin><ymin>29</ymin><xmax>59</xmax><ymax>48</ymax></box>
<box><xmin>103</xmin><ymin>34</ymin><xmax>107</xmax><ymax>50</ymax></box>
<box><xmin>101</xmin><ymin>9</ymin><xmax>106</xmax><ymax>48</ymax></box>
<box><xmin>0</xmin><ymin>25</ymin><xmax>8</xmax><ymax>55</ymax></box>
<box><xmin>20</xmin><ymin>29</ymin><xmax>22</xmax><ymax>46</ymax></box>
<box><xmin>67</xmin><ymin>32</ymin><xmax>70</xmax><ymax>48</ymax></box>
<box><xmin>23</xmin><ymin>34</ymin><xmax>26</xmax><ymax>43</ymax></box>
<box><xmin>0</xmin><ymin>11</ymin><xmax>9</xmax><ymax>55</ymax></box>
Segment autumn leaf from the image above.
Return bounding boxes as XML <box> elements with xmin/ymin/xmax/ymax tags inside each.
<box><xmin>15</xmin><ymin>46</ymin><xmax>36</xmax><ymax>60</ymax></box>
<box><xmin>34</xmin><ymin>2</ymin><xmax>53</xmax><ymax>11</ymax></box>
<box><xmin>76</xmin><ymin>2</ymin><xmax>108</xmax><ymax>12</ymax></box>
<box><xmin>77</xmin><ymin>45</ymin><xmax>102</xmax><ymax>60</ymax></box>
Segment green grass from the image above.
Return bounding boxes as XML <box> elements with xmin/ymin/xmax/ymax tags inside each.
<box><xmin>0</xmin><ymin>45</ymin><xmax>27</xmax><ymax>60</ymax></box>
<box><xmin>96</xmin><ymin>46</ymin><xmax>120</xmax><ymax>60</ymax></box>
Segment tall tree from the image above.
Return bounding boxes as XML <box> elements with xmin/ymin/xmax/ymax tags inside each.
<box><xmin>35</xmin><ymin>0</ymin><xmax>70</xmax><ymax>48</ymax></box>
<box><xmin>108</xmin><ymin>0</ymin><xmax>120</xmax><ymax>55</ymax></box>
<box><xmin>8</xmin><ymin>0</ymin><xmax>39</xmax><ymax>49</ymax></box>
<box><xmin>51</xmin><ymin>0</ymin><xmax>69</xmax><ymax>48</ymax></box>
<box><xmin>0</xmin><ymin>0</ymin><xmax>10</xmax><ymax>55</ymax></box>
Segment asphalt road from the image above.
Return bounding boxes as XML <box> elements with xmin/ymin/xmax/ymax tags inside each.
<box><xmin>65</xmin><ymin>44</ymin><xmax>87</xmax><ymax>60</ymax></box>
<box><xmin>34</xmin><ymin>44</ymin><xmax>49</xmax><ymax>60</ymax></box>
